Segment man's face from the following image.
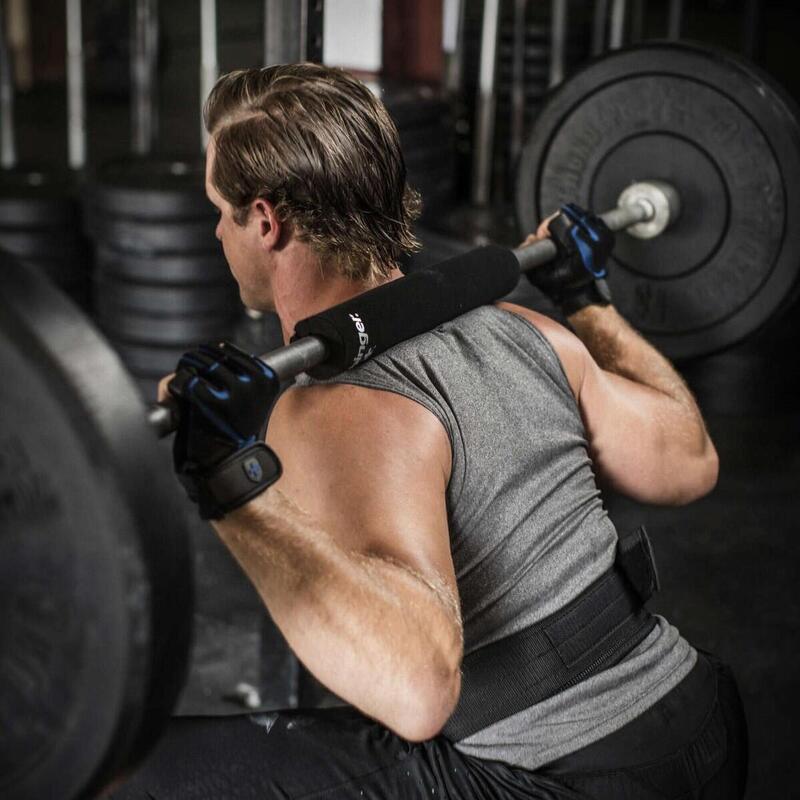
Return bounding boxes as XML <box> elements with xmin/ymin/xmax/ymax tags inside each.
<box><xmin>205</xmin><ymin>139</ymin><xmax>273</xmax><ymax>310</ymax></box>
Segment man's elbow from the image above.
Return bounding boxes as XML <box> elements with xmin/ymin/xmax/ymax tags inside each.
<box><xmin>701</xmin><ymin>444</ymin><xmax>720</xmax><ymax>492</ymax></box>
<box><xmin>391</xmin><ymin>667</ymin><xmax>462</xmax><ymax>742</ymax></box>
<box><xmin>669</xmin><ymin>444</ymin><xmax>719</xmax><ymax>505</ymax></box>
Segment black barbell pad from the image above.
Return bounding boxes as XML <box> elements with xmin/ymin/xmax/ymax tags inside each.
<box><xmin>292</xmin><ymin>245</ymin><xmax>520</xmax><ymax>379</ymax></box>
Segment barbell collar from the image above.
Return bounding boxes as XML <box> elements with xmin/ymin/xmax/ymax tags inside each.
<box><xmin>147</xmin><ymin>335</ymin><xmax>329</xmax><ymax>438</ymax></box>
<box><xmin>512</xmin><ymin>181</ymin><xmax>678</xmax><ymax>273</ymax></box>
<box><xmin>617</xmin><ymin>180</ymin><xmax>681</xmax><ymax>240</ymax></box>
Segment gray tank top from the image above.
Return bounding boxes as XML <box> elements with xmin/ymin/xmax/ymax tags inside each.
<box><xmin>307</xmin><ymin>304</ymin><xmax>695</xmax><ymax>770</ymax></box>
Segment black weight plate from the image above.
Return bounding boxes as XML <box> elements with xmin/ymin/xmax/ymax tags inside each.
<box><xmin>720</xmin><ymin>53</ymin><xmax>800</xmax><ymax>315</ymax></box>
<box><xmin>97</xmin><ymin>306</ymin><xmax>237</xmax><ymax>345</ymax></box>
<box><xmin>95</xmin><ymin>275</ymin><xmax>240</xmax><ymax>316</ymax></box>
<box><xmin>0</xmin><ymin>228</ymin><xmax>88</xmax><ymax>259</ymax></box>
<box><xmin>0</xmin><ymin>167</ymin><xmax>79</xmax><ymax>228</ymax></box>
<box><xmin>86</xmin><ymin>213</ymin><xmax>219</xmax><ymax>255</ymax></box>
<box><xmin>87</xmin><ymin>157</ymin><xmax>212</xmax><ymax>221</ymax></box>
<box><xmin>0</xmin><ymin>252</ymin><xmax>193</xmax><ymax>800</ymax></box>
<box><xmin>516</xmin><ymin>42</ymin><xmax>800</xmax><ymax>359</ymax></box>
<box><xmin>95</xmin><ymin>244</ymin><xmax>230</xmax><ymax>285</ymax></box>
<box><xmin>25</xmin><ymin>256</ymin><xmax>90</xmax><ymax>288</ymax></box>
<box><xmin>112</xmin><ymin>340</ymin><xmax>196</xmax><ymax>378</ymax></box>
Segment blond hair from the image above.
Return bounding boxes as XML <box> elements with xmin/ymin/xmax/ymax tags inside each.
<box><xmin>204</xmin><ymin>63</ymin><xmax>421</xmax><ymax>282</ymax></box>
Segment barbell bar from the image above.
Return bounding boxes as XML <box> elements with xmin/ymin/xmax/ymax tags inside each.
<box><xmin>146</xmin><ymin>180</ymin><xmax>672</xmax><ymax>438</ymax></box>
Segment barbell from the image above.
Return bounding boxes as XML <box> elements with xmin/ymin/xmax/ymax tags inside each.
<box><xmin>146</xmin><ymin>178</ymin><xmax>670</xmax><ymax>436</ymax></box>
<box><xmin>3</xmin><ymin>40</ymin><xmax>800</xmax><ymax>800</ymax></box>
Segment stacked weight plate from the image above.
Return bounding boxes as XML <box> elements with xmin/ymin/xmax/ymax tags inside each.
<box><xmin>84</xmin><ymin>157</ymin><xmax>241</xmax><ymax>400</ymax></box>
<box><xmin>0</xmin><ymin>168</ymin><xmax>91</xmax><ymax>308</ymax></box>
<box><xmin>381</xmin><ymin>82</ymin><xmax>456</xmax><ymax>222</ymax></box>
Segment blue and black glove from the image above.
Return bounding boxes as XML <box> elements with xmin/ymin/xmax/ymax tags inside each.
<box><xmin>168</xmin><ymin>341</ymin><xmax>282</xmax><ymax>520</ymax></box>
<box><xmin>528</xmin><ymin>203</ymin><xmax>615</xmax><ymax>316</ymax></box>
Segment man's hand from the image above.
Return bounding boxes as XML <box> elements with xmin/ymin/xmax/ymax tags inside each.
<box><xmin>167</xmin><ymin>341</ymin><xmax>282</xmax><ymax>519</ymax></box>
<box><xmin>522</xmin><ymin>204</ymin><xmax>615</xmax><ymax>316</ymax></box>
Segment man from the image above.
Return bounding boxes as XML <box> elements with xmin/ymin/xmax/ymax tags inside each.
<box><xmin>122</xmin><ymin>63</ymin><xmax>746</xmax><ymax>799</ymax></box>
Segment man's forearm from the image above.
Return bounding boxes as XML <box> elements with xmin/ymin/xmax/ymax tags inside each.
<box><xmin>212</xmin><ymin>489</ymin><xmax>462</xmax><ymax>740</ymax></box>
<box><xmin>568</xmin><ymin>304</ymin><xmax>698</xmax><ymax>412</ymax></box>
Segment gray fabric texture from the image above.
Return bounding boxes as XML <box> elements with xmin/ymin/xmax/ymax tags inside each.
<box><xmin>300</xmin><ymin>304</ymin><xmax>695</xmax><ymax>771</ymax></box>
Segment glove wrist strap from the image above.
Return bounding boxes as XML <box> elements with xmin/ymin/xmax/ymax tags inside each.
<box><xmin>562</xmin><ymin>278</ymin><xmax>613</xmax><ymax>316</ymax></box>
<box><xmin>197</xmin><ymin>442</ymin><xmax>282</xmax><ymax>520</ymax></box>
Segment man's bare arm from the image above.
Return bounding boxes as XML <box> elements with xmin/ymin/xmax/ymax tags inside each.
<box><xmin>568</xmin><ymin>304</ymin><xmax>718</xmax><ymax>502</ymax></box>
<box><xmin>212</xmin><ymin>383</ymin><xmax>462</xmax><ymax>742</ymax></box>
<box><xmin>498</xmin><ymin>301</ymin><xmax>718</xmax><ymax>505</ymax></box>
<box><xmin>568</xmin><ymin>304</ymin><xmax>699</xmax><ymax>410</ymax></box>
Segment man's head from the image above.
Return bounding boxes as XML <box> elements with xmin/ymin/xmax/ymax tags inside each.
<box><xmin>203</xmin><ymin>63</ymin><xmax>420</xmax><ymax>287</ymax></box>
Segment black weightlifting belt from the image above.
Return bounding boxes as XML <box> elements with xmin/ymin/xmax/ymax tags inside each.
<box><xmin>443</xmin><ymin>527</ymin><xmax>660</xmax><ymax>741</ymax></box>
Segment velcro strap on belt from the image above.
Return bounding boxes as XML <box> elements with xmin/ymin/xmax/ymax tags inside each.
<box><xmin>443</xmin><ymin>527</ymin><xmax>659</xmax><ymax>741</ymax></box>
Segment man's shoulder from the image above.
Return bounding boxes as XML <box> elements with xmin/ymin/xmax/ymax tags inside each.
<box><xmin>266</xmin><ymin>375</ymin><xmax>452</xmax><ymax>493</ymax></box>
<box><xmin>269</xmin><ymin>378</ymin><xmax>445</xmax><ymax>441</ymax></box>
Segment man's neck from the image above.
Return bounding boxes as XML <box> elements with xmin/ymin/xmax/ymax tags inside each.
<box><xmin>271</xmin><ymin>241</ymin><xmax>402</xmax><ymax>343</ymax></box>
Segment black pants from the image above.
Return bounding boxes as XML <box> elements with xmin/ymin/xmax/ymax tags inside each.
<box><xmin>111</xmin><ymin>653</ymin><xmax>747</xmax><ymax>799</ymax></box>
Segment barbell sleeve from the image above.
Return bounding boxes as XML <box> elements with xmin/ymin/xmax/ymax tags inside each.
<box><xmin>146</xmin><ymin>182</ymin><xmax>674</xmax><ymax>439</ymax></box>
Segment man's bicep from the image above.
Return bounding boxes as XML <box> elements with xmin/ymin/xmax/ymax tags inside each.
<box><xmin>266</xmin><ymin>384</ymin><xmax>459</xmax><ymax>598</ymax></box>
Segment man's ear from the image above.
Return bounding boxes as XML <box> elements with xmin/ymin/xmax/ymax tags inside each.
<box><xmin>252</xmin><ymin>198</ymin><xmax>281</xmax><ymax>251</ymax></box>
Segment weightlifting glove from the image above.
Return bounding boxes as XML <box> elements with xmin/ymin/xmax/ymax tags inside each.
<box><xmin>168</xmin><ymin>341</ymin><xmax>282</xmax><ymax>520</ymax></box>
<box><xmin>527</xmin><ymin>203</ymin><xmax>615</xmax><ymax>315</ymax></box>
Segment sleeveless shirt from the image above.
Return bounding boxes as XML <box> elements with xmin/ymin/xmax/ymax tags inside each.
<box><xmin>301</xmin><ymin>304</ymin><xmax>696</xmax><ymax>770</ymax></box>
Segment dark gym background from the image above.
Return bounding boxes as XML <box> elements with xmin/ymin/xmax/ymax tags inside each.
<box><xmin>2</xmin><ymin>1</ymin><xmax>799</xmax><ymax>798</ymax></box>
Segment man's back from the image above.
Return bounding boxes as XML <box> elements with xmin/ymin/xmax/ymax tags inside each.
<box><xmin>285</xmin><ymin>304</ymin><xmax>696</xmax><ymax>769</ymax></box>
